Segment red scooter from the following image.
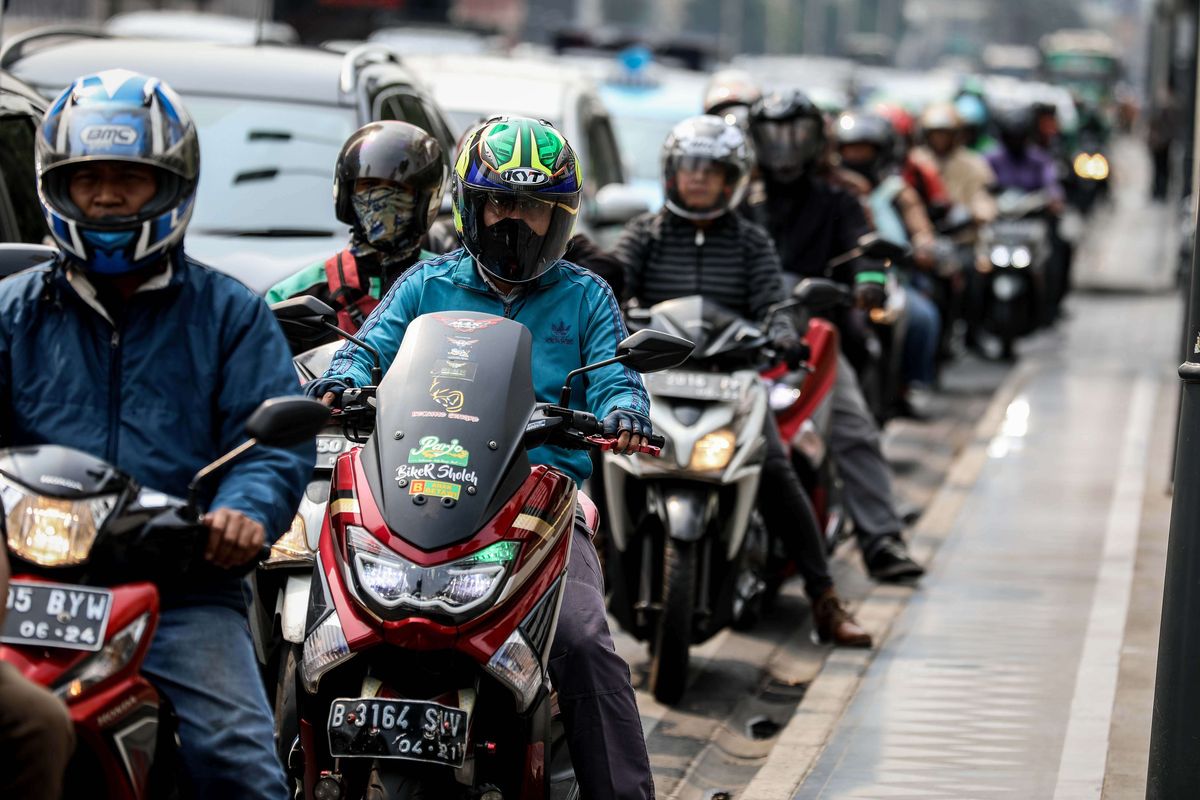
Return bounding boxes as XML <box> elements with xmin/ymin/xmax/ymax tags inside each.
<box><xmin>273</xmin><ymin>299</ymin><xmax>690</xmax><ymax>799</ymax></box>
<box><xmin>0</xmin><ymin>397</ymin><xmax>328</xmax><ymax>798</ymax></box>
<box><xmin>763</xmin><ymin>278</ymin><xmax>855</xmax><ymax>554</ymax></box>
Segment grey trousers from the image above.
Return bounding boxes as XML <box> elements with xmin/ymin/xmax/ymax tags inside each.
<box><xmin>831</xmin><ymin>353</ymin><xmax>905</xmax><ymax>554</ymax></box>
<box><xmin>549</xmin><ymin>510</ymin><xmax>655</xmax><ymax>800</ymax></box>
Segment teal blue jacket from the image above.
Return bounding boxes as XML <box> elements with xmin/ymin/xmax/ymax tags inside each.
<box><xmin>309</xmin><ymin>249</ymin><xmax>650</xmax><ymax>485</ymax></box>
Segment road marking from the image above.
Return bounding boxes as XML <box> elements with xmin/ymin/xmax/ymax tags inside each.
<box><xmin>1052</xmin><ymin>374</ymin><xmax>1158</xmax><ymax>800</ymax></box>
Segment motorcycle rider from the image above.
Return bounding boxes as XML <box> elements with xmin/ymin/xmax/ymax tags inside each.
<box><xmin>834</xmin><ymin>110</ymin><xmax>942</xmax><ymax>405</ymax></box>
<box><xmin>307</xmin><ymin>116</ymin><xmax>655</xmax><ymax>800</ymax></box>
<box><xmin>914</xmin><ymin>103</ymin><xmax>998</xmax><ymax>229</ymax></box>
<box><xmin>0</xmin><ymin>547</ymin><xmax>75</xmax><ymax>800</ymax></box>
<box><xmin>265</xmin><ymin>121</ymin><xmax>446</xmax><ymax>335</ymax></box>
<box><xmin>745</xmin><ymin>90</ymin><xmax>925</xmax><ymax>582</ymax></box>
<box><xmin>0</xmin><ymin>70</ymin><xmax>312</xmax><ymax>798</ymax></box>
<box><xmin>613</xmin><ymin>114</ymin><xmax>872</xmax><ymax>647</ymax></box>
<box><xmin>955</xmin><ymin>93</ymin><xmax>996</xmax><ymax>154</ymax></box>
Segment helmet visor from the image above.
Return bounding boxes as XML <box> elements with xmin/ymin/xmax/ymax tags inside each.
<box><xmin>752</xmin><ymin>117</ymin><xmax>823</xmax><ymax>176</ymax></box>
<box><xmin>460</xmin><ymin>187</ymin><xmax>580</xmax><ymax>284</ymax></box>
<box><xmin>664</xmin><ymin>155</ymin><xmax>746</xmax><ymax>220</ymax></box>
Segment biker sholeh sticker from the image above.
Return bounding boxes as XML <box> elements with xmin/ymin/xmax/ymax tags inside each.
<box><xmin>397</xmin><ymin>464</ymin><xmax>478</xmax><ymax>488</ymax></box>
<box><xmin>409</xmin><ymin>479</ymin><xmax>461</xmax><ymax>500</ymax></box>
<box><xmin>409</xmin><ymin>436</ymin><xmax>470</xmax><ymax>466</ymax></box>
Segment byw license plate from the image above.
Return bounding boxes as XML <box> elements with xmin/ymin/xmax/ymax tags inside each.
<box><xmin>1</xmin><ymin>580</ymin><xmax>112</xmax><ymax>652</ymax></box>
<box><xmin>327</xmin><ymin>697</ymin><xmax>469</xmax><ymax>767</ymax></box>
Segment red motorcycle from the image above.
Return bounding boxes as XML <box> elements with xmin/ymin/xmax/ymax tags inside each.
<box><xmin>0</xmin><ymin>397</ymin><xmax>328</xmax><ymax>798</ymax></box>
<box><xmin>273</xmin><ymin>300</ymin><xmax>690</xmax><ymax>799</ymax></box>
<box><xmin>763</xmin><ymin>278</ymin><xmax>855</xmax><ymax>554</ymax></box>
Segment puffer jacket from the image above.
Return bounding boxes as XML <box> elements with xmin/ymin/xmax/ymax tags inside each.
<box><xmin>0</xmin><ymin>250</ymin><xmax>313</xmax><ymax>607</ymax></box>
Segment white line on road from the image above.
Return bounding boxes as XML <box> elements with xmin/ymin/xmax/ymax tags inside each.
<box><xmin>1053</xmin><ymin>373</ymin><xmax>1159</xmax><ymax>800</ymax></box>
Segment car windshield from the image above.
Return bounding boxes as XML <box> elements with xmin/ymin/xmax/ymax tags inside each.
<box><xmin>610</xmin><ymin>114</ymin><xmax>680</xmax><ymax>183</ymax></box>
<box><xmin>185</xmin><ymin>95</ymin><xmax>357</xmax><ymax>236</ymax></box>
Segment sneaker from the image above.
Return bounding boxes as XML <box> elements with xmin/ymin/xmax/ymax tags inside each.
<box><xmin>812</xmin><ymin>589</ymin><xmax>873</xmax><ymax>648</ymax></box>
<box><xmin>866</xmin><ymin>537</ymin><xmax>925</xmax><ymax>582</ymax></box>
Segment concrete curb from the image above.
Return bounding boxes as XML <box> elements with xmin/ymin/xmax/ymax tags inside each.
<box><xmin>740</xmin><ymin>359</ymin><xmax>1041</xmax><ymax>799</ymax></box>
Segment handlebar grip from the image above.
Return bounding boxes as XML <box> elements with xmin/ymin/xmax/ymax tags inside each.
<box><xmin>585</xmin><ymin>434</ymin><xmax>664</xmax><ymax>457</ymax></box>
<box><xmin>647</xmin><ymin>434</ymin><xmax>665</xmax><ymax>448</ymax></box>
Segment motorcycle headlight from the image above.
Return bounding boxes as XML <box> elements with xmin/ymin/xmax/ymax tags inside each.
<box><xmin>345</xmin><ymin>526</ymin><xmax>519</xmax><ymax>621</ymax></box>
<box><xmin>54</xmin><ymin>614</ymin><xmax>149</xmax><ymax>701</ymax></box>
<box><xmin>689</xmin><ymin>430</ymin><xmax>736</xmax><ymax>472</ymax></box>
<box><xmin>769</xmin><ymin>383</ymin><xmax>802</xmax><ymax>411</ymax></box>
<box><xmin>263</xmin><ymin>514</ymin><xmax>314</xmax><ymax>569</ymax></box>
<box><xmin>1010</xmin><ymin>247</ymin><xmax>1032</xmax><ymax>269</ymax></box>
<box><xmin>485</xmin><ymin>629</ymin><xmax>542</xmax><ymax>712</ymax></box>
<box><xmin>0</xmin><ymin>475</ymin><xmax>117</xmax><ymax>567</ymax></box>
<box><xmin>990</xmin><ymin>245</ymin><xmax>1011</xmax><ymax>268</ymax></box>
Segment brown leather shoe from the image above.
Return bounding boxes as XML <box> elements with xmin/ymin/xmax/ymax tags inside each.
<box><xmin>812</xmin><ymin>590</ymin><xmax>872</xmax><ymax>648</ymax></box>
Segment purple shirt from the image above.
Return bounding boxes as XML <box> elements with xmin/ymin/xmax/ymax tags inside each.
<box><xmin>985</xmin><ymin>145</ymin><xmax>1063</xmax><ymax>201</ymax></box>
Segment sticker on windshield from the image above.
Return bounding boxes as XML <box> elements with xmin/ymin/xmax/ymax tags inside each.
<box><xmin>431</xmin><ymin>360</ymin><xmax>477</xmax><ymax>382</ymax></box>
<box><xmin>409</xmin><ymin>480</ymin><xmax>461</xmax><ymax>500</ymax></box>
<box><xmin>434</xmin><ymin>316</ymin><xmax>501</xmax><ymax>333</ymax></box>
<box><xmin>409</xmin><ymin>436</ymin><xmax>470</xmax><ymax>466</ymax></box>
<box><xmin>446</xmin><ymin>337</ymin><xmax>478</xmax><ymax>348</ymax></box>
<box><xmin>430</xmin><ymin>379</ymin><xmax>466</xmax><ymax>413</ymax></box>
<box><xmin>397</xmin><ymin>464</ymin><xmax>477</xmax><ymax>488</ymax></box>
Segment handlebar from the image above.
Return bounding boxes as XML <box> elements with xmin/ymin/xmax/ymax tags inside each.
<box><xmin>585</xmin><ymin>434</ymin><xmax>664</xmax><ymax>457</ymax></box>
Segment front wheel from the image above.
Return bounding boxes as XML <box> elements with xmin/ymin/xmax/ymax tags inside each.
<box><xmin>649</xmin><ymin>537</ymin><xmax>695</xmax><ymax>705</ymax></box>
<box><xmin>364</xmin><ymin>763</ymin><xmax>453</xmax><ymax>799</ymax></box>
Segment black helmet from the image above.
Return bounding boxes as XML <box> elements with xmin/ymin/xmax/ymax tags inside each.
<box><xmin>833</xmin><ymin>111</ymin><xmax>895</xmax><ymax>182</ymax></box>
<box><xmin>748</xmin><ymin>90</ymin><xmax>826</xmax><ymax>182</ymax></box>
<box><xmin>662</xmin><ymin>114</ymin><xmax>754</xmax><ymax>221</ymax></box>
<box><xmin>993</xmin><ymin>104</ymin><xmax>1034</xmax><ymax>153</ymax></box>
<box><xmin>334</xmin><ymin>121</ymin><xmax>447</xmax><ymax>260</ymax></box>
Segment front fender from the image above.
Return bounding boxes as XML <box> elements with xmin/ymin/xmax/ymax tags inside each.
<box><xmin>653</xmin><ymin>486</ymin><xmax>718</xmax><ymax>543</ymax></box>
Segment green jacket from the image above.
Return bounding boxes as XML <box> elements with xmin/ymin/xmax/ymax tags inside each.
<box><xmin>265</xmin><ymin>248</ymin><xmax>437</xmax><ymax>306</ymax></box>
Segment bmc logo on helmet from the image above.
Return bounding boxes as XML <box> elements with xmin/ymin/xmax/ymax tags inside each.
<box><xmin>501</xmin><ymin>168</ymin><xmax>548</xmax><ymax>186</ymax></box>
<box><xmin>81</xmin><ymin>124</ymin><xmax>139</xmax><ymax>147</ymax></box>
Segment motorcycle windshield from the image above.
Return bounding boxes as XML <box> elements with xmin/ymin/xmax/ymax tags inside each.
<box><xmin>646</xmin><ymin>296</ymin><xmax>760</xmax><ymax>363</ymax></box>
<box><xmin>0</xmin><ymin>445</ymin><xmax>127</xmax><ymax>498</ymax></box>
<box><xmin>360</xmin><ymin>312</ymin><xmax>536</xmax><ymax>551</ymax></box>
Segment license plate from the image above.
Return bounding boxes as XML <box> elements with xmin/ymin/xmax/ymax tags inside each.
<box><xmin>327</xmin><ymin>697</ymin><xmax>469</xmax><ymax>767</ymax></box>
<box><xmin>644</xmin><ymin>371</ymin><xmax>744</xmax><ymax>402</ymax></box>
<box><xmin>1</xmin><ymin>581</ymin><xmax>112</xmax><ymax>652</ymax></box>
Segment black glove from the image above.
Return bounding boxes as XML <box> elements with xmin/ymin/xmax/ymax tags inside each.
<box><xmin>602</xmin><ymin>409</ymin><xmax>652</xmax><ymax>439</ymax></box>
<box><xmin>772</xmin><ymin>333</ymin><xmax>808</xmax><ymax>369</ymax></box>
<box><xmin>854</xmin><ymin>281</ymin><xmax>887</xmax><ymax>311</ymax></box>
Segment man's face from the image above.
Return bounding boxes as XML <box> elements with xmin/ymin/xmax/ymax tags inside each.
<box><xmin>676</xmin><ymin>160</ymin><xmax>727</xmax><ymax>211</ymax></box>
<box><xmin>481</xmin><ymin>193</ymin><xmax>553</xmax><ymax>236</ymax></box>
<box><xmin>68</xmin><ymin>162</ymin><xmax>158</xmax><ymax>220</ymax></box>
<box><xmin>926</xmin><ymin>129</ymin><xmax>956</xmax><ymax>157</ymax></box>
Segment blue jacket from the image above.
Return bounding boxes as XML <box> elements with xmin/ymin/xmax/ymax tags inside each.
<box><xmin>309</xmin><ymin>249</ymin><xmax>650</xmax><ymax>485</ymax></box>
<box><xmin>0</xmin><ymin>251</ymin><xmax>313</xmax><ymax>604</ymax></box>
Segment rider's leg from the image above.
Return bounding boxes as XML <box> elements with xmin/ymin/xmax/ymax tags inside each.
<box><xmin>141</xmin><ymin>603</ymin><xmax>289</xmax><ymax>800</ymax></box>
<box><xmin>0</xmin><ymin>662</ymin><xmax>74</xmax><ymax>800</ymax></box>
<box><xmin>548</xmin><ymin>507</ymin><xmax>654</xmax><ymax>800</ymax></box>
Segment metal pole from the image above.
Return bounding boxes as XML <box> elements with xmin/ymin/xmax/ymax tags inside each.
<box><xmin>1148</xmin><ymin>6</ymin><xmax>1200</xmax><ymax>795</ymax></box>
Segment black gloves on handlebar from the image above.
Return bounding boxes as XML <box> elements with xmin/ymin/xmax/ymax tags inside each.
<box><xmin>602</xmin><ymin>409</ymin><xmax>653</xmax><ymax>439</ymax></box>
<box><xmin>772</xmin><ymin>332</ymin><xmax>809</xmax><ymax>370</ymax></box>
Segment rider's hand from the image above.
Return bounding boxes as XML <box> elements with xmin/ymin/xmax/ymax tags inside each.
<box><xmin>204</xmin><ymin>508</ymin><xmax>265</xmax><ymax>569</ymax></box>
<box><xmin>772</xmin><ymin>333</ymin><xmax>807</xmax><ymax>369</ymax></box>
<box><xmin>320</xmin><ymin>392</ymin><xmax>338</xmax><ymax>407</ymax></box>
<box><xmin>602</xmin><ymin>409</ymin><xmax>652</xmax><ymax>455</ymax></box>
<box><xmin>854</xmin><ymin>281</ymin><xmax>887</xmax><ymax>311</ymax></box>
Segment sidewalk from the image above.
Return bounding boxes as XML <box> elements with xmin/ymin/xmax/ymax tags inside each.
<box><xmin>741</xmin><ymin>150</ymin><xmax>1182</xmax><ymax>798</ymax></box>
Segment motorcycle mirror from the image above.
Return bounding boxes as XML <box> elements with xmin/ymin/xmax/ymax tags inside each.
<box><xmin>556</xmin><ymin>329</ymin><xmax>695</xmax><ymax>405</ymax></box>
<box><xmin>859</xmin><ymin>236</ymin><xmax>910</xmax><ymax>262</ymax></box>
<box><xmin>245</xmin><ymin>397</ymin><xmax>331</xmax><ymax>448</ymax></box>
<box><xmin>792</xmin><ymin>278</ymin><xmax>853</xmax><ymax>308</ymax></box>
<box><xmin>0</xmin><ymin>243</ymin><xmax>57</xmax><ymax>280</ymax></box>
<box><xmin>185</xmin><ymin>397</ymin><xmax>330</xmax><ymax>515</ymax></box>
<box><xmin>270</xmin><ymin>296</ymin><xmax>384</xmax><ymax>384</ymax></box>
<box><xmin>616</xmin><ymin>329</ymin><xmax>695</xmax><ymax>373</ymax></box>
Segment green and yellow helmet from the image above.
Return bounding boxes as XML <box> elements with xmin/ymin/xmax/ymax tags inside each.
<box><xmin>452</xmin><ymin>116</ymin><xmax>583</xmax><ymax>284</ymax></box>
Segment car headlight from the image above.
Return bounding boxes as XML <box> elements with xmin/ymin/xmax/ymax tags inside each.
<box><xmin>990</xmin><ymin>245</ymin><xmax>1011</xmax><ymax>268</ymax></box>
<box><xmin>689</xmin><ymin>430</ymin><xmax>736</xmax><ymax>472</ymax></box>
<box><xmin>485</xmin><ymin>629</ymin><xmax>542</xmax><ymax>712</ymax></box>
<box><xmin>301</xmin><ymin>609</ymin><xmax>352</xmax><ymax>694</ymax></box>
<box><xmin>345</xmin><ymin>526</ymin><xmax>519</xmax><ymax>621</ymax></box>
<box><xmin>54</xmin><ymin>614</ymin><xmax>149</xmax><ymax>701</ymax></box>
<box><xmin>769</xmin><ymin>383</ymin><xmax>802</xmax><ymax>411</ymax></box>
<box><xmin>263</xmin><ymin>514</ymin><xmax>314</xmax><ymax>569</ymax></box>
<box><xmin>0</xmin><ymin>475</ymin><xmax>116</xmax><ymax>567</ymax></box>
<box><xmin>1010</xmin><ymin>246</ymin><xmax>1032</xmax><ymax>269</ymax></box>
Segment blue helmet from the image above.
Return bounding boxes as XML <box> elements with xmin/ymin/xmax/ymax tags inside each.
<box><xmin>954</xmin><ymin>94</ymin><xmax>988</xmax><ymax>129</ymax></box>
<box><xmin>36</xmin><ymin>69</ymin><xmax>199</xmax><ymax>275</ymax></box>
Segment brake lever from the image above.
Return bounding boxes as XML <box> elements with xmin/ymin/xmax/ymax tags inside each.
<box><xmin>585</xmin><ymin>435</ymin><xmax>662</xmax><ymax>457</ymax></box>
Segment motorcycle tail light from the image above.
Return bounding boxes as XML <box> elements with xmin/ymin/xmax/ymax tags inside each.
<box><xmin>485</xmin><ymin>629</ymin><xmax>541</xmax><ymax>712</ymax></box>
<box><xmin>54</xmin><ymin>614</ymin><xmax>149</xmax><ymax>701</ymax></box>
<box><xmin>0</xmin><ymin>475</ymin><xmax>116</xmax><ymax>567</ymax></box>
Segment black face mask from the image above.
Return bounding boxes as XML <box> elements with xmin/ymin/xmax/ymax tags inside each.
<box><xmin>842</xmin><ymin>159</ymin><xmax>879</xmax><ymax>186</ymax></box>
<box><xmin>475</xmin><ymin>217</ymin><xmax>548</xmax><ymax>284</ymax></box>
